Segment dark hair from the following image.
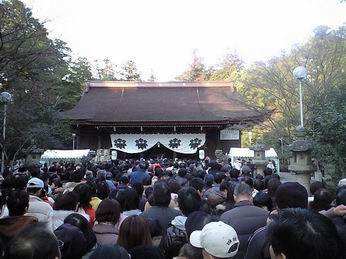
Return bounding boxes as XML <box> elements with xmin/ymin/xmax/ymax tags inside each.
<box><xmin>142</xmin><ymin>176</ymin><xmax>152</xmax><ymax>186</ymax></box>
<box><xmin>229</xmin><ymin>169</ymin><xmax>240</xmax><ymax>179</ymax></box>
<box><xmin>179</xmin><ymin>243</ymin><xmax>203</xmax><ymax>259</ymax></box>
<box><xmin>54</xmin><ymin>192</ymin><xmax>79</xmax><ymax>211</ymax></box>
<box><xmin>336</xmin><ymin>186</ymin><xmax>346</xmax><ymax>205</ymax></box>
<box><xmin>253</xmin><ymin>191</ymin><xmax>273</xmax><ymax>211</ymax></box>
<box><xmin>116</xmin><ymin>188</ymin><xmax>140</xmax><ymax>211</ymax></box>
<box><xmin>96</xmin><ymin>181</ymin><xmax>110</xmax><ymax>200</ymax></box>
<box><xmin>120</xmin><ymin>175</ymin><xmax>129</xmax><ymax>185</ymax></box>
<box><xmin>154</xmin><ymin>168</ymin><xmax>164</xmax><ymax>179</ymax></box>
<box><xmin>153</xmin><ymin>181</ymin><xmax>171</xmax><ymax>207</ymax></box>
<box><xmin>117</xmin><ymin>216</ymin><xmax>152</xmax><ymax>251</ymax></box>
<box><xmin>254</xmin><ymin>179</ymin><xmax>265</xmax><ymax>191</ymax></box>
<box><xmin>96</xmin><ymin>198</ymin><xmax>121</xmax><ymax>224</ymax></box>
<box><xmin>7</xmin><ymin>189</ymin><xmax>29</xmax><ymax>216</ymax></box>
<box><xmin>7</xmin><ymin>223</ymin><xmax>59</xmax><ymax>259</ymax></box>
<box><xmin>189</xmin><ymin>177</ymin><xmax>204</xmax><ymax>192</ymax></box>
<box><xmin>214</xmin><ymin>173</ymin><xmax>224</xmax><ymax>184</ymax></box>
<box><xmin>73</xmin><ymin>183</ymin><xmax>92</xmax><ymax>208</ymax></box>
<box><xmin>178</xmin><ymin>187</ymin><xmax>201</xmax><ymax>216</ymax></box>
<box><xmin>178</xmin><ymin>168</ymin><xmax>187</xmax><ymax>177</ymax></box>
<box><xmin>267</xmin><ymin>178</ymin><xmax>282</xmax><ymax>197</ymax></box>
<box><xmin>310</xmin><ymin>181</ymin><xmax>325</xmax><ymax>196</ymax></box>
<box><xmin>70</xmin><ymin>169</ymin><xmax>85</xmax><ymax>183</ymax></box>
<box><xmin>130</xmin><ymin>245</ymin><xmax>164</xmax><ymax>259</ymax></box>
<box><xmin>167</xmin><ymin>179</ymin><xmax>181</xmax><ymax>194</ymax></box>
<box><xmin>204</xmin><ymin>174</ymin><xmax>214</xmax><ymax>187</ymax></box>
<box><xmin>244</xmin><ymin>177</ymin><xmax>254</xmax><ymax>188</ymax></box>
<box><xmin>267</xmin><ymin>208</ymin><xmax>343</xmax><ymax>259</ymax></box>
<box><xmin>89</xmin><ymin>245</ymin><xmax>129</xmax><ymax>259</ymax></box>
<box><xmin>310</xmin><ymin>188</ymin><xmax>333</xmax><ymax>212</ymax></box>
<box><xmin>64</xmin><ymin>213</ymin><xmax>97</xmax><ymax>251</ymax></box>
<box><xmin>132</xmin><ymin>182</ymin><xmax>144</xmax><ymax>196</ymax></box>
<box><xmin>185</xmin><ymin>211</ymin><xmax>217</xmax><ymax>239</ymax></box>
<box><xmin>263</xmin><ymin>168</ymin><xmax>273</xmax><ymax>176</ymax></box>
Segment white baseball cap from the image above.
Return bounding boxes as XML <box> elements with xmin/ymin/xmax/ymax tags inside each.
<box><xmin>27</xmin><ymin>177</ymin><xmax>44</xmax><ymax>189</ymax></box>
<box><xmin>190</xmin><ymin>221</ymin><xmax>239</xmax><ymax>258</ymax></box>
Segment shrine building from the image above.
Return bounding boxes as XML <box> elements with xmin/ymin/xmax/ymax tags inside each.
<box><xmin>62</xmin><ymin>81</ymin><xmax>266</xmax><ymax>159</ymax></box>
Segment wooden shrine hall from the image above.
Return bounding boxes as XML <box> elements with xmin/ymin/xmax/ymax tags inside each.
<box><xmin>62</xmin><ymin>81</ymin><xmax>266</xmax><ymax>159</ymax></box>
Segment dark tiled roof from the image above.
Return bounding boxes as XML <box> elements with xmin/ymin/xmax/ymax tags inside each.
<box><xmin>61</xmin><ymin>81</ymin><xmax>265</xmax><ymax>125</ymax></box>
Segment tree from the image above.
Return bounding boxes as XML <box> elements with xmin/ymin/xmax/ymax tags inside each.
<box><xmin>238</xmin><ymin>24</ymin><xmax>346</xmax><ymax>181</ymax></box>
<box><xmin>176</xmin><ymin>51</ymin><xmax>212</xmax><ymax>81</ymax></box>
<box><xmin>209</xmin><ymin>52</ymin><xmax>244</xmax><ymax>81</ymax></box>
<box><xmin>0</xmin><ymin>0</ymin><xmax>85</xmax><ymax>164</ymax></box>
<box><xmin>94</xmin><ymin>58</ymin><xmax>117</xmax><ymax>80</ymax></box>
<box><xmin>119</xmin><ymin>60</ymin><xmax>141</xmax><ymax>81</ymax></box>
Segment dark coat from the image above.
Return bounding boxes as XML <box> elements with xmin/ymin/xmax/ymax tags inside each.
<box><xmin>244</xmin><ymin>227</ymin><xmax>270</xmax><ymax>259</ymax></box>
<box><xmin>220</xmin><ymin>200</ymin><xmax>269</xmax><ymax>259</ymax></box>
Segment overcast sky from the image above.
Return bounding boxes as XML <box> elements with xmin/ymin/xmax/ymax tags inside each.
<box><xmin>22</xmin><ymin>0</ymin><xmax>346</xmax><ymax>81</ymax></box>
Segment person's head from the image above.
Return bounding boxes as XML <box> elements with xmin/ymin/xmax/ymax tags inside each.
<box><xmin>190</xmin><ymin>221</ymin><xmax>239</xmax><ymax>259</ymax></box>
<box><xmin>267</xmin><ymin>208</ymin><xmax>343</xmax><ymax>259</ymax></box>
<box><xmin>130</xmin><ymin>245</ymin><xmax>164</xmax><ymax>259</ymax></box>
<box><xmin>190</xmin><ymin>177</ymin><xmax>205</xmax><ymax>193</ymax></box>
<box><xmin>117</xmin><ymin>216</ymin><xmax>152</xmax><ymax>251</ymax></box>
<box><xmin>117</xmin><ymin>188</ymin><xmax>140</xmax><ymax>211</ymax></box>
<box><xmin>336</xmin><ymin>186</ymin><xmax>346</xmax><ymax>205</ymax></box>
<box><xmin>178</xmin><ymin>168</ymin><xmax>188</xmax><ymax>178</ymax></box>
<box><xmin>253</xmin><ymin>191</ymin><xmax>273</xmax><ymax>211</ymax></box>
<box><xmin>69</xmin><ymin>169</ymin><xmax>85</xmax><ymax>183</ymax></box>
<box><xmin>179</xmin><ymin>243</ymin><xmax>203</xmax><ymax>259</ymax></box>
<box><xmin>214</xmin><ymin>173</ymin><xmax>224</xmax><ymax>185</ymax></box>
<box><xmin>185</xmin><ymin>211</ymin><xmax>218</xmax><ymax>239</ymax></box>
<box><xmin>53</xmin><ymin>192</ymin><xmax>79</xmax><ymax>211</ymax></box>
<box><xmin>310</xmin><ymin>188</ymin><xmax>333</xmax><ymax>212</ymax></box>
<box><xmin>7</xmin><ymin>189</ymin><xmax>29</xmax><ymax>216</ymax></box>
<box><xmin>132</xmin><ymin>182</ymin><xmax>144</xmax><ymax>196</ymax></box>
<box><xmin>275</xmin><ymin>182</ymin><xmax>308</xmax><ymax>210</ymax></box>
<box><xmin>254</xmin><ymin>179</ymin><xmax>265</xmax><ymax>191</ymax></box>
<box><xmin>178</xmin><ymin>187</ymin><xmax>201</xmax><ymax>216</ymax></box>
<box><xmin>73</xmin><ymin>183</ymin><xmax>92</xmax><ymax>207</ymax></box>
<box><xmin>64</xmin><ymin>213</ymin><xmax>97</xmax><ymax>251</ymax></box>
<box><xmin>54</xmin><ymin>224</ymin><xmax>88</xmax><ymax>259</ymax></box>
<box><xmin>267</xmin><ymin>178</ymin><xmax>282</xmax><ymax>197</ymax></box>
<box><xmin>7</xmin><ymin>223</ymin><xmax>60</xmax><ymax>259</ymax></box>
<box><xmin>26</xmin><ymin>177</ymin><xmax>45</xmax><ymax>197</ymax></box>
<box><xmin>204</xmin><ymin>174</ymin><xmax>214</xmax><ymax>188</ymax></box>
<box><xmin>96</xmin><ymin>198</ymin><xmax>121</xmax><ymax>225</ymax></box>
<box><xmin>167</xmin><ymin>179</ymin><xmax>181</xmax><ymax>194</ymax></box>
<box><xmin>263</xmin><ymin>168</ymin><xmax>273</xmax><ymax>177</ymax></box>
<box><xmin>96</xmin><ymin>181</ymin><xmax>110</xmax><ymax>200</ymax></box>
<box><xmin>233</xmin><ymin>183</ymin><xmax>252</xmax><ymax>203</ymax></box>
<box><xmin>139</xmin><ymin>161</ymin><xmax>149</xmax><ymax>171</ymax></box>
<box><xmin>153</xmin><ymin>181</ymin><xmax>171</xmax><ymax>207</ymax></box>
<box><xmin>229</xmin><ymin>169</ymin><xmax>240</xmax><ymax>179</ymax></box>
<box><xmin>89</xmin><ymin>245</ymin><xmax>130</xmax><ymax>259</ymax></box>
<box><xmin>310</xmin><ymin>181</ymin><xmax>325</xmax><ymax>196</ymax></box>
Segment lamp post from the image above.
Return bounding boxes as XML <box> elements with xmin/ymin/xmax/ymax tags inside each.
<box><xmin>293</xmin><ymin>66</ymin><xmax>307</xmax><ymax>128</ymax></box>
<box><xmin>0</xmin><ymin>92</ymin><xmax>12</xmax><ymax>174</ymax></box>
<box><xmin>72</xmin><ymin>133</ymin><xmax>76</xmax><ymax>150</ymax></box>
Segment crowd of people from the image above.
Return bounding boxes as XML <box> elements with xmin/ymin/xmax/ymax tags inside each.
<box><xmin>0</xmin><ymin>157</ymin><xmax>345</xmax><ymax>259</ymax></box>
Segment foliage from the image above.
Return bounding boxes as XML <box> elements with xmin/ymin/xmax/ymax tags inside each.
<box><xmin>119</xmin><ymin>60</ymin><xmax>141</xmax><ymax>81</ymax></box>
<box><xmin>0</xmin><ymin>0</ymin><xmax>92</xmax><ymax>164</ymax></box>
<box><xmin>176</xmin><ymin>51</ymin><xmax>212</xmax><ymax>81</ymax></box>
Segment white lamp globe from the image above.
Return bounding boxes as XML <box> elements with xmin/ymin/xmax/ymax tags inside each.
<box><xmin>293</xmin><ymin>66</ymin><xmax>307</xmax><ymax>80</ymax></box>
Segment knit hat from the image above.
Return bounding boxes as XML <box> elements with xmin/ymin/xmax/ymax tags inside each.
<box><xmin>190</xmin><ymin>221</ymin><xmax>239</xmax><ymax>258</ymax></box>
<box><xmin>275</xmin><ymin>182</ymin><xmax>308</xmax><ymax>209</ymax></box>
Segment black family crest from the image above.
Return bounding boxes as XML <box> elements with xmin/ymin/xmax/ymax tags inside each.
<box><xmin>135</xmin><ymin>138</ymin><xmax>148</xmax><ymax>150</ymax></box>
<box><xmin>113</xmin><ymin>138</ymin><xmax>127</xmax><ymax>149</ymax></box>
<box><xmin>189</xmin><ymin>138</ymin><xmax>202</xmax><ymax>149</ymax></box>
<box><xmin>169</xmin><ymin>138</ymin><xmax>181</xmax><ymax>149</ymax></box>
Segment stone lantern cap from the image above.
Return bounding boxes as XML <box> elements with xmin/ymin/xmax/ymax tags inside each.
<box><xmin>250</xmin><ymin>143</ymin><xmax>269</xmax><ymax>152</ymax></box>
<box><xmin>288</xmin><ymin>126</ymin><xmax>313</xmax><ymax>152</ymax></box>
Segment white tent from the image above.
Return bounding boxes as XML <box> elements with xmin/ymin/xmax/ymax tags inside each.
<box><xmin>41</xmin><ymin>149</ymin><xmax>91</xmax><ymax>165</ymax></box>
<box><xmin>229</xmin><ymin>147</ymin><xmax>280</xmax><ymax>172</ymax></box>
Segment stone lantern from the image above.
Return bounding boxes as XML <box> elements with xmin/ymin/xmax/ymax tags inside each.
<box><xmin>250</xmin><ymin>142</ymin><xmax>269</xmax><ymax>176</ymax></box>
<box><xmin>288</xmin><ymin>126</ymin><xmax>313</xmax><ymax>193</ymax></box>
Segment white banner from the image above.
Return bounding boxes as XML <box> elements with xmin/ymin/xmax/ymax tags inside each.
<box><xmin>110</xmin><ymin>134</ymin><xmax>206</xmax><ymax>154</ymax></box>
